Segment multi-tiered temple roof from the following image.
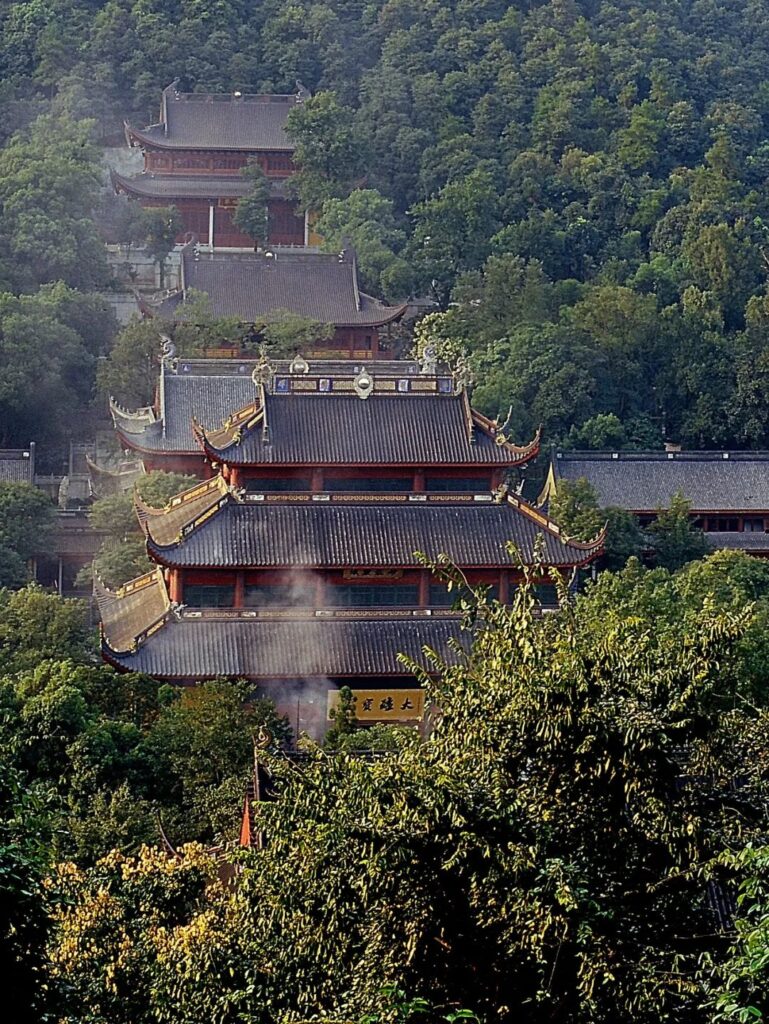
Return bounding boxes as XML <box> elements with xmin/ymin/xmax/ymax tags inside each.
<box><xmin>133</xmin><ymin>474</ymin><xmax>600</xmax><ymax>570</ymax></box>
<box><xmin>110</xmin><ymin>168</ymin><xmax>292</xmax><ymax>205</ymax></box>
<box><xmin>111</xmin><ymin>357</ymin><xmax>537</xmax><ymax>470</ymax></box>
<box><xmin>98</xmin><ymin>587</ymin><xmax>468</xmax><ymax>681</ymax></box>
<box><xmin>115</xmin><ymin>83</ymin><xmax>308</xmax><ymax>249</ymax></box>
<box><xmin>97</xmin><ymin>476</ymin><xmax>602</xmax><ymax>677</ymax></box>
<box><xmin>101</xmin><ymin>357</ymin><xmax>602</xmax><ymax>736</ymax></box>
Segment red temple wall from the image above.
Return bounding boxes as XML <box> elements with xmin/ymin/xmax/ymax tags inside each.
<box><xmin>136</xmin><ymin>457</ymin><xmax>504</xmax><ymax>489</ymax></box>
<box><xmin>134</xmin><ymin>197</ymin><xmax>303</xmax><ymax>248</ymax></box>
<box><xmin>144</xmin><ymin>149</ymin><xmax>295</xmax><ymax>178</ymax></box>
<box><xmin>267</xmin><ymin>200</ymin><xmax>305</xmax><ymax>245</ymax></box>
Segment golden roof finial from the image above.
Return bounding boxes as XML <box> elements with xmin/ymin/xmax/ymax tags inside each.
<box><xmin>453</xmin><ymin>352</ymin><xmax>474</xmax><ymax>395</ymax></box>
<box><xmin>251</xmin><ymin>346</ymin><xmax>274</xmax><ymax>389</ymax></box>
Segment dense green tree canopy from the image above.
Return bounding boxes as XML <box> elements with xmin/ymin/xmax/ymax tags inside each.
<box><xmin>43</xmin><ymin>555</ymin><xmax>769</xmax><ymax>1022</ymax></box>
<box><xmin>3</xmin><ymin>5</ymin><xmax>769</xmax><ymax>1019</ymax></box>
<box><xmin>5</xmin><ymin>1</ymin><xmax>769</xmax><ymax>444</ymax></box>
<box><xmin>0</xmin><ymin>114</ymin><xmax>108</xmax><ymax>292</ymax></box>
<box><xmin>233</xmin><ymin>161</ymin><xmax>271</xmax><ymax>245</ymax></box>
<box><xmin>0</xmin><ymin>482</ymin><xmax>53</xmax><ymax>588</ymax></box>
<box><xmin>84</xmin><ymin>470</ymin><xmax>197</xmax><ymax>588</ymax></box>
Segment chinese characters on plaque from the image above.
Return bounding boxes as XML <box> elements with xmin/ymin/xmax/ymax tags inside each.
<box><xmin>327</xmin><ymin>688</ymin><xmax>425</xmax><ymax>722</ymax></box>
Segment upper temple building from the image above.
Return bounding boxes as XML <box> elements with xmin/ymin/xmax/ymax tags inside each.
<box><xmin>109</xmin><ymin>355</ymin><xmax>532</xmax><ymax>484</ymax></box>
<box><xmin>112</xmin><ymin>82</ymin><xmax>310</xmax><ymax>249</ymax></box>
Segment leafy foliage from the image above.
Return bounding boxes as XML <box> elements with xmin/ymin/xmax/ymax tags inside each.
<box><xmin>549</xmin><ymin>477</ymin><xmax>713</xmax><ymax>572</ymax></box>
<box><xmin>316</xmin><ymin>190</ymin><xmax>411</xmax><ymax>299</ymax></box>
<box><xmin>260</xmin><ymin>309</ymin><xmax>334</xmax><ymax>356</ymax></box>
<box><xmin>711</xmin><ymin>846</ymin><xmax>769</xmax><ymax>1022</ymax></box>
<box><xmin>84</xmin><ymin>471</ymin><xmax>196</xmax><ymax>588</ymax></box>
<box><xmin>0</xmin><ymin>589</ymin><xmax>290</xmax><ymax>865</ymax></box>
<box><xmin>0</xmin><ymin>114</ymin><xmax>108</xmax><ymax>291</ymax></box>
<box><xmin>0</xmin><ymin>753</ymin><xmax>53</xmax><ymax>1024</ymax></box>
<box><xmin>0</xmin><ymin>482</ymin><xmax>53</xmax><ymax>588</ymax></box>
<box><xmin>44</xmin><ymin>558</ymin><xmax>769</xmax><ymax>1022</ymax></box>
<box><xmin>548</xmin><ymin>476</ymin><xmax>644</xmax><ymax>570</ymax></box>
<box><xmin>234</xmin><ymin>161</ymin><xmax>271</xmax><ymax>245</ymax></box>
<box><xmin>647</xmin><ymin>492</ymin><xmax>713</xmax><ymax>570</ymax></box>
<box><xmin>139</xmin><ymin>206</ymin><xmax>183</xmax><ymax>287</ymax></box>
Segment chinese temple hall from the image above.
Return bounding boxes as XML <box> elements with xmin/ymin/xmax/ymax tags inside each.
<box><xmin>149</xmin><ymin>245</ymin><xmax>407</xmax><ymax>358</ymax></box>
<box><xmin>109</xmin><ymin>356</ymin><xmax>531</xmax><ymax>482</ymax></box>
<box><xmin>540</xmin><ymin>449</ymin><xmax>769</xmax><ymax>556</ymax></box>
<box><xmin>112</xmin><ymin>82</ymin><xmax>310</xmax><ymax>249</ymax></box>
<box><xmin>99</xmin><ymin>357</ymin><xmax>604</xmax><ymax>737</ymax></box>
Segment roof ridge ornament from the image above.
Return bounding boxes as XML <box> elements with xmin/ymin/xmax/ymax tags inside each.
<box><xmin>354</xmin><ymin>366</ymin><xmax>374</xmax><ymax>400</ymax></box>
<box><xmin>251</xmin><ymin>347</ymin><xmax>274</xmax><ymax>389</ymax></box>
<box><xmin>452</xmin><ymin>353</ymin><xmax>474</xmax><ymax>395</ymax></box>
<box><xmin>289</xmin><ymin>354</ymin><xmax>309</xmax><ymax>375</ymax></box>
<box><xmin>495</xmin><ymin>404</ymin><xmax>513</xmax><ymax>438</ymax></box>
<box><xmin>160</xmin><ymin>334</ymin><xmax>176</xmax><ymax>365</ymax></box>
<box><xmin>419</xmin><ymin>342</ymin><xmax>438</xmax><ymax>376</ymax></box>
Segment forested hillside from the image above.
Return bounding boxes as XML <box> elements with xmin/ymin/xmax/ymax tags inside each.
<box><xmin>3</xmin><ymin>1</ymin><xmax>769</xmax><ymax>449</ymax></box>
<box><xmin>5</xmin><ymin>3</ymin><xmax>769</xmax><ymax>1021</ymax></box>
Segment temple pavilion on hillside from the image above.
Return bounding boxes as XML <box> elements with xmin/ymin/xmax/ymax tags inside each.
<box><xmin>147</xmin><ymin>245</ymin><xmax>407</xmax><ymax>358</ymax></box>
<box><xmin>112</xmin><ymin>82</ymin><xmax>310</xmax><ymax>249</ymax></box>
<box><xmin>99</xmin><ymin>357</ymin><xmax>604</xmax><ymax>738</ymax></box>
<box><xmin>540</xmin><ymin>450</ymin><xmax>769</xmax><ymax>556</ymax></box>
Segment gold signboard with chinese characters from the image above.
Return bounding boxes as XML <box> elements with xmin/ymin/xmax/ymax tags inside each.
<box><xmin>343</xmin><ymin>568</ymin><xmax>403</xmax><ymax>580</ymax></box>
<box><xmin>327</xmin><ymin>688</ymin><xmax>425</xmax><ymax>722</ymax></box>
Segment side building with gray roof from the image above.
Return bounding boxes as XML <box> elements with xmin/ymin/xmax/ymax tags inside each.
<box><xmin>540</xmin><ymin>450</ymin><xmax>769</xmax><ymax>555</ymax></box>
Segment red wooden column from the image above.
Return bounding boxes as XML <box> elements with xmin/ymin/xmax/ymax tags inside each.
<box><xmin>168</xmin><ymin>569</ymin><xmax>183</xmax><ymax>605</ymax></box>
<box><xmin>413</xmin><ymin>469</ymin><xmax>425</xmax><ymax>493</ymax></box>
<box><xmin>234</xmin><ymin>572</ymin><xmax>245</xmax><ymax>608</ymax></box>
<box><xmin>499</xmin><ymin>570</ymin><xmax>510</xmax><ymax>605</ymax></box>
<box><xmin>311</xmin><ymin>468</ymin><xmax>324</xmax><ymax>493</ymax></box>
<box><xmin>418</xmin><ymin>570</ymin><xmax>430</xmax><ymax>608</ymax></box>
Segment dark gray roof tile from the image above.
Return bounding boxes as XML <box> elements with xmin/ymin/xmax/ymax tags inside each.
<box><xmin>170</xmin><ymin>250</ymin><xmax>404</xmax><ymax>327</ymax></box>
<box><xmin>209</xmin><ymin>392</ymin><xmax>518</xmax><ymax>465</ymax></box>
<box><xmin>111</xmin><ymin>170</ymin><xmax>290</xmax><ymax>200</ymax></box>
<box><xmin>104</xmin><ymin>614</ymin><xmax>468</xmax><ymax>678</ymax></box>
<box><xmin>702</xmin><ymin>532</ymin><xmax>769</xmax><ymax>550</ymax></box>
<box><xmin>555</xmin><ymin>452</ymin><xmax>769</xmax><ymax>511</ymax></box>
<box><xmin>147</xmin><ymin>497</ymin><xmax>600</xmax><ymax>568</ymax></box>
<box><xmin>117</xmin><ymin>374</ymin><xmax>255</xmax><ymax>452</ymax></box>
<box><xmin>131</xmin><ymin>91</ymin><xmax>299</xmax><ymax>151</ymax></box>
<box><xmin>116</xmin><ymin>373</ymin><xmax>523</xmax><ymax>465</ymax></box>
